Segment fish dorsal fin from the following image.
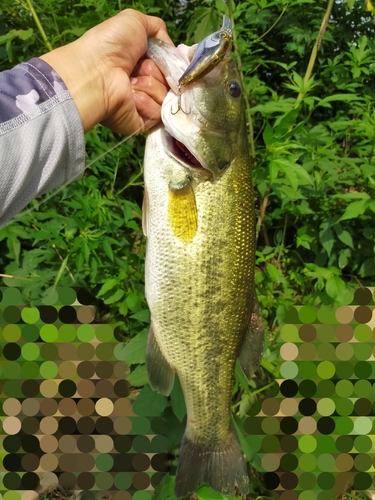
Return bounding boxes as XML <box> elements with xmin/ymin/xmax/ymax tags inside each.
<box><xmin>238</xmin><ymin>297</ymin><xmax>264</xmax><ymax>379</ymax></box>
<box><xmin>142</xmin><ymin>188</ymin><xmax>149</xmax><ymax>237</ymax></box>
<box><xmin>168</xmin><ymin>182</ymin><xmax>198</xmax><ymax>242</ymax></box>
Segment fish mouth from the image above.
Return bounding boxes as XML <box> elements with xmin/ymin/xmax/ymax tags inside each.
<box><xmin>165</xmin><ymin>131</ymin><xmax>205</xmax><ymax>170</ymax></box>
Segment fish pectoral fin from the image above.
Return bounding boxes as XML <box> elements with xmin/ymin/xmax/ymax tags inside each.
<box><xmin>237</xmin><ymin>296</ymin><xmax>264</xmax><ymax>379</ymax></box>
<box><xmin>168</xmin><ymin>181</ymin><xmax>198</xmax><ymax>242</ymax></box>
<box><xmin>146</xmin><ymin>321</ymin><xmax>175</xmax><ymax>396</ymax></box>
<box><xmin>142</xmin><ymin>187</ymin><xmax>149</xmax><ymax>237</ymax></box>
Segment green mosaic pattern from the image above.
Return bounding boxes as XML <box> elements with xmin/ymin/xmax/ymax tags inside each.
<box><xmin>0</xmin><ymin>286</ymin><xmax>167</xmax><ymax>500</ymax></box>
<box><xmin>2</xmin><ymin>284</ymin><xmax>375</xmax><ymax>500</ymax></box>
<box><xmin>252</xmin><ymin>287</ymin><xmax>375</xmax><ymax>499</ymax></box>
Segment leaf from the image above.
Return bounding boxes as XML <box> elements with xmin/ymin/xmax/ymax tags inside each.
<box><xmin>153</xmin><ymin>474</ymin><xmax>175</xmax><ymax>500</ymax></box>
<box><xmin>291</xmin><ymin>71</ymin><xmax>304</xmax><ymax>90</ymax></box>
<box><xmin>235</xmin><ymin>362</ymin><xmax>253</xmax><ymax>398</ymax></box>
<box><xmin>274</xmin><ymin>108</ymin><xmax>300</xmax><ymax>137</ymax></box>
<box><xmin>339</xmin><ymin>198</ymin><xmax>371</xmax><ymax>221</ymax></box>
<box><xmin>170</xmin><ymin>375</ymin><xmax>186</xmax><ymax>423</ymax></box>
<box><xmin>326</xmin><ymin>276</ymin><xmax>347</xmax><ymax>300</ymax></box>
<box><xmin>122</xmin><ymin>329</ymin><xmax>148</xmax><ymax>364</ymax></box>
<box><xmin>319</xmin><ymin>93</ymin><xmax>362</xmax><ymax>106</ymax></box>
<box><xmin>269</xmin><ymin>161</ymin><xmax>279</xmax><ymax>184</ymax></box>
<box><xmin>332</xmin><ymin>192</ymin><xmax>371</xmax><ymax>200</ymax></box>
<box><xmin>263</xmin><ymin>122</ymin><xmax>273</xmax><ymax>146</ymax></box>
<box><xmin>232</xmin><ymin>415</ymin><xmax>253</xmax><ymax>461</ymax></box>
<box><xmin>119</xmin><ymin>300</ymin><xmax>128</xmax><ymax>316</ymax></box>
<box><xmin>359</xmin><ymin>258</ymin><xmax>375</xmax><ymax>278</ymax></box>
<box><xmin>103</xmin><ymin>288</ymin><xmax>125</xmax><ymax>304</ymax></box>
<box><xmin>196</xmin><ymin>486</ymin><xmax>227</xmax><ymax>500</ymax></box>
<box><xmin>284</xmin><ymin>167</ymin><xmax>298</xmax><ymax>191</ymax></box>
<box><xmin>61</xmin><ymin>27</ymin><xmax>87</xmax><ymax>37</ymax></box>
<box><xmin>126</xmin><ymin>292</ymin><xmax>142</xmax><ymax>312</ymax></box>
<box><xmin>127</xmin><ymin>365</ymin><xmax>148</xmax><ymax>387</ymax></box>
<box><xmin>102</xmin><ymin>240</ymin><xmax>114</xmax><ymax>261</ymax></box>
<box><xmin>368</xmin><ymin>200</ymin><xmax>375</xmax><ymax>214</ymax></box>
<box><xmin>97</xmin><ymin>278</ymin><xmax>118</xmax><ymax>297</ymax></box>
<box><xmin>0</xmin><ymin>28</ymin><xmax>33</xmax><ymax>45</ymax></box>
<box><xmin>288</xmin><ymin>163</ymin><xmax>312</xmax><ymax>184</ymax></box>
<box><xmin>274</xmin><ymin>159</ymin><xmax>312</xmax><ymax>190</ymax></box>
<box><xmin>215</xmin><ymin>0</ymin><xmax>228</xmax><ymax>14</ymax></box>
<box><xmin>266</xmin><ymin>263</ymin><xmax>284</xmax><ymax>283</ymax></box>
<box><xmin>132</xmin><ymin>385</ymin><xmax>167</xmax><ymax>417</ymax></box>
<box><xmin>257</xmin><ymin>181</ymin><xmax>268</xmax><ymax>198</ymax></box>
<box><xmin>333</xmin><ymin>226</ymin><xmax>354</xmax><ymax>249</ymax></box>
<box><xmin>18</xmin><ymin>28</ymin><xmax>33</xmax><ymax>40</ymax></box>
<box><xmin>319</xmin><ymin>224</ymin><xmax>335</xmax><ymax>257</ymax></box>
<box><xmin>130</xmin><ymin>309</ymin><xmax>150</xmax><ymax>323</ymax></box>
<box><xmin>338</xmin><ymin>249</ymin><xmax>351</xmax><ymax>269</ymax></box>
<box><xmin>194</xmin><ymin>8</ymin><xmax>216</xmax><ymax>43</ymax></box>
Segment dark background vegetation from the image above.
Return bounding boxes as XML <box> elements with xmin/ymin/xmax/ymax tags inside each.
<box><xmin>0</xmin><ymin>0</ymin><xmax>374</xmax><ymax>498</ymax></box>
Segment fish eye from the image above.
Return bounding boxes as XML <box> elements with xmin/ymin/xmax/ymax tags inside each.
<box><xmin>227</xmin><ymin>80</ymin><xmax>241</xmax><ymax>98</ymax></box>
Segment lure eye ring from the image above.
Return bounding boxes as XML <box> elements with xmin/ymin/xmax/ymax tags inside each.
<box><xmin>227</xmin><ymin>80</ymin><xmax>241</xmax><ymax>98</ymax></box>
<box><xmin>218</xmin><ymin>31</ymin><xmax>230</xmax><ymax>40</ymax></box>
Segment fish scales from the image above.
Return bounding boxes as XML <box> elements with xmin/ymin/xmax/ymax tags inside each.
<box><xmin>143</xmin><ymin>36</ymin><xmax>263</xmax><ymax>498</ymax></box>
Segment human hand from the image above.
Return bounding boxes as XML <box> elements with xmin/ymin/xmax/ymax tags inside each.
<box><xmin>40</xmin><ymin>9</ymin><xmax>173</xmax><ymax>134</ymax></box>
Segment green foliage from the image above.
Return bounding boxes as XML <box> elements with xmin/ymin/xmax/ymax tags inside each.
<box><xmin>1</xmin><ymin>0</ymin><xmax>374</xmax><ymax>497</ymax></box>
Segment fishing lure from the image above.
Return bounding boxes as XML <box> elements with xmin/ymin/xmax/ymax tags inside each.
<box><xmin>172</xmin><ymin>15</ymin><xmax>232</xmax><ymax>115</ymax></box>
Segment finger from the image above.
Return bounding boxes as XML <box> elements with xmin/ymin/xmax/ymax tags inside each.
<box><xmin>133</xmin><ymin>90</ymin><xmax>162</xmax><ymax>131</ymax></box>
<box><xmin>132</xmin><ymin>59</ymin><xmax>168</xmax><ymax>87</ymax></box>
<box><xmin>144</xmin><ymin>14</ymin><xmax>174</xmax><ymax>46</ymax></box>
<box><xmin>130</xmin><ymin>75</ymin><xmax>168</xmax><ymax>106</ymax></box>
<box><xmin>102</xmin><ymin>107</ymin><xmax>145</xmax><ymax>136</ymax></box>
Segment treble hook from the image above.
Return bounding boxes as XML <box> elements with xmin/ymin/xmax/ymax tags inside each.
<box><xmin>171</xmin><ymin>85</ymin><xmax>191</xmax><ymax>115</ymax></box>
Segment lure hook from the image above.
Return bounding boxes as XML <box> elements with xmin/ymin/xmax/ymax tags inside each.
<box><xmin>171</xmin><ymin>86</ymin><xmax>191</xmax><ymax>115</ymax></box>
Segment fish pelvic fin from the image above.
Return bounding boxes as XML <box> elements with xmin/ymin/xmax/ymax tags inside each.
<box><xmin>174</xmin><ymin>429</ymin><xmax>249</xmax><ymax>498</ymax></box>
<box><xmin>146</xmin><ymin>322</ymin><xmax>175</xmax><ymax>396</ymax></box>
<box><xmin>238</xmin><ymin>297</ymin><xmax>264</xmax><ymax>379</ymax></box>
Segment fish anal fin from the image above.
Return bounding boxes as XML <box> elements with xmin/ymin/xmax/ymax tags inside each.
<box><xmin>175</xmin><ymin>428</ymin><xmax>249</xmax><ymax>498</ymax></box>
<box><xmin>142</xmin><ymin>187</ymin><xmax>149</xmax><ymax>237</ymax></box>
<box><xmin>168</xmin><ymin>182</ymin><xmax>197</xmax><ymax>242</ymax></box>
<box><xmin>146</xmin><ymin>321</ymin><xmax>175</xmax><ymax>396</ymax></box>
<box><xmin>238</xmin><ymin>297</ymin><xmax>264</xmax><ymax>379</ymax></box>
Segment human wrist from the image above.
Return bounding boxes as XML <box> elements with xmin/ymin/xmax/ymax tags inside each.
<box><xmin>39</xmin><ymin>38</ymin><xmax>106</xmax><ymax>133</ymax></box>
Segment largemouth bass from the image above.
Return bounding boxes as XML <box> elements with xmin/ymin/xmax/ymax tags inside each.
<box><xmin>142</xmin><ymin>34</ymin><xmax>264</xmax><ymax>498</ymax></box>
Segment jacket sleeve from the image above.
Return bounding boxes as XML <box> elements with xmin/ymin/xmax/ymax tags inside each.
<box><xmin>0</xmin><ymin>57</ymin><xmax>86</xmax><ymax>227</ymax></box>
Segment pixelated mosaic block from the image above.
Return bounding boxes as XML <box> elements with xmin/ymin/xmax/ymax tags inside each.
<box><xmin>248</xmin><ymin>287</ymin><xmax>375</xmax><ymax>500</ymax></box>
<box><xmin>0</xmin><ymin>286</ymin><xmax>168</xmax><ymax>500</ymax></box>
<box><xmin>3</xmin><ymin>284</ymin><xmax>375</xmax><ymax>500</ymax></box>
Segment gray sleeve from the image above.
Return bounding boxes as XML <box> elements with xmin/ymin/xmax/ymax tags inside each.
<box><xmin>0</xmin><ymin>57</ymin><xmax>86</xmax><ymax>227</ymax></box>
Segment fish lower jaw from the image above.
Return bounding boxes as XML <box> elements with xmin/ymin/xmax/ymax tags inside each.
<box><xmin>164</xmin><ymin>130</ymin><xmax>207</xmax><ymax>173</ymax></box>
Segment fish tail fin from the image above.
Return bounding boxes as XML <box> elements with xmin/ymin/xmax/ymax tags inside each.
<box><xmin>174</xmin><ymin>429</ymin><xmax>249</xmax><ymax>498</ymax></box>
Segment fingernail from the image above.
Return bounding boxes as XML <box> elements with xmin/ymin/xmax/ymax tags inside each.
<box><xmin>130</xmin><ymin>77</ymin><xmax>138</xmax><ymax>85</ymax></box>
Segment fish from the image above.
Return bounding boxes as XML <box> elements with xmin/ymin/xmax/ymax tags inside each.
<box><xmin>142</xmin><ymin>28</ymin><xmax>264</xmax><ymax>499</ymax></box>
